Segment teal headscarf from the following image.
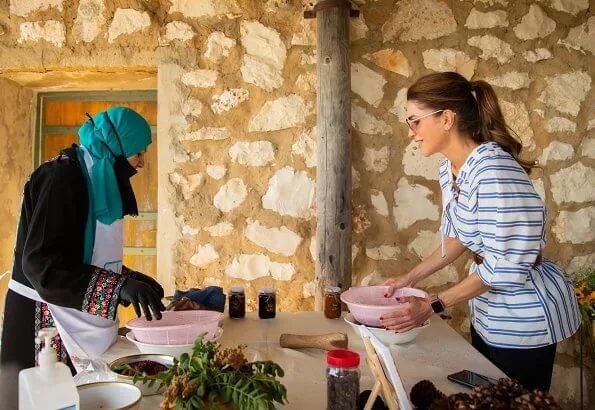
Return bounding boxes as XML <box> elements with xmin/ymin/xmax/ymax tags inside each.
<box><xmin>78</xmin><ymin>106</ymin><xmax>152</xmax><ymax>226</ymax></box>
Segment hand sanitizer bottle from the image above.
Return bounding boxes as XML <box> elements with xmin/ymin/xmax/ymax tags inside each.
<box><xmin>19</xmin><ymin>327</ymin><xmax>79</xmax><ymax>410</ymax></box>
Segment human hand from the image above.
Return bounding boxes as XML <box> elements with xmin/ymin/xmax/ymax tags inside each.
<box><xmin>379</xmin><ymin>296</ymin><xmax>432</xmax><ymax>333</ymax></box>
<box><xmin>119</xmin><ymin>278</ymin><xmax>166</xmax><ymax>321</ymax></box>
<box><xmin>383</xmin><ymin>274</ymin><xmax>414</xmax><ymax>298</ymax></box>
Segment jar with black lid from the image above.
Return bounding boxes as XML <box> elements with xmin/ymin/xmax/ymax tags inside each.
<box><xmin>228</xmin><ymin>287</ymin><xmax>245</xmax><ymax>319</ymax></box>
<box><xmin>258</xmin><ymin>288</ymin><xmax>276</xmax><ymax>319</ymax></box>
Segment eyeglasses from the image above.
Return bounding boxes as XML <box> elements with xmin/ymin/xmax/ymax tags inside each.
<box><xmin>406</xmin><ymin>109</ymin><xmax>445</xmax><ymax>132</ymax></box>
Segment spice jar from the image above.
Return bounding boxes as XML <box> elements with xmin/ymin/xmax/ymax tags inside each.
<box><xmin>324</xmin><ymin>286</ymin><xmax>342</xmax><ymax>319</ymax></box>
<box><xmin>228</xmin><ymin>287</ymin><xmax>245</xmax><ymax>319</ymax></box>
<box><xmin>258</xmin><ymin>288</ymin><xmax>276</xmax><ymax>319</ymax></box>
<box><xmin>326</xmin><ymin>349</ymin><xmax>360</xmax><ymax>410</ymax></box>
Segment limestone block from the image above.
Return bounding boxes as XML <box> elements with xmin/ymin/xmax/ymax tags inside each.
<box><xmin>370</xmin><ymin>190</ymin><xmax>389</xmax><ymax>217</ymax></box>
<box><xmin>107</xmin><ymin>9</ymin><xmax>150</xmax><ymax>43</ymax></box>
<box><xmin>538</xmin><ymin>141</ymin><xmax>574</xmax><ymax>165</ymax></box>
<box><xmin>292</xmin><ymin>127</ymin><xmax>316</xmax><ymax>168</ymax></box>
<box><xmin>248</xmin><ymin>95</ymin><xmax>310</xmax><ymax>132</ymax></box>
<box><xmin>422</xmin><ymin>49</ymin><xmax>477</xmax><ymax>80</ymax></box>
<box><xmin>553</xmin><ymin>207</ymin><xmax>595</xmax><ymax>243</ymax></box>
<box><xmin>537</xmin><ymin>0</ymin><xmax>588</xmax><ymax>15</ymax></box>
<box><xmin>532</xmin><ymin>178</ymin><xmax>546</xmax><ymax>202</ymax></box>
<box><xmin>73</xmin><ymin>0</ymin><xmax>105</xmax><ymax>43</ymax></box>
<box><xmin>538</xmin><ymin>71</ymin><xmax>591</xmax><ymax>116</ymax></box>
<box><xmin>206</xmin><ymin>165</ymin><xmax>227</xmax><ymax>180</ymax></box>
<box><xmin>10</xmin><ymin>0</ymin><xmax>63</xmax><ymax>16</ymax></box>
<box><xmin>18</xmin><ymin>21</ymin><xmax>65</xmax><ymax>47</ymax></box>
<box><xmin>473</xmin><ymin>0</ymin><xmax>508</xmax><ymax>5</ymax></box>
<box><xmin>402</xmin><ymin>141</ymin><xmax>442</xmax><ymax>181</ymax></box>
<box><xmin>559</xmin><ymin>16</ymin><xmax>595</xmax><ymax>55</ymax></box>
<box><xmin>389</xmin><ymin>89</ymin><xmax>408</xmax><ymax>123</ymax></box>
<box><xmin>364</xmin><ymin>49</ymin><xmax>412</xmax><ymax>77</ymax></box>
<box><xmin>351</xmin><ymin>63</ymin><xmax>386</xmax><ymax>108</ymax></box>
<box><xmin>182</xmin><ymin>98</ymin><xmax>203</xmax><ymax>118</ymax></box>
<box><xmin>580</xmin><ymin>138</ymin><xmax>595</xmax><ymax>159</ymax></box>
<box><xmin>244</xmin><ymin>219</ymin><xmax>302</xmax><ymax>256</ymax></box>
<box><xmin>181</xmin><ymin>69</ymin><xmax>218</xmax><ymax>88</ymax></box>
<box><xmin>213</xmin><ymin>178</ymin><xmax>248</xmax><ymax>213</ymax></box>
<box><xmin>229</xmin><ymin>141</ymin><xmax>275</xmax><ymax>167</ymax></box>
<box><xmin>513</xmin><ymin>5</ymin><xmax>556</xmax><ymax>40</ymax></box>
<box><xmin>299</xmin><ymin>51</ymin><xmax>316</xmax><ymax>65</ymax></box>
<box><xmin>484</xmin><ymin>72</ymin><xmax>531</xmax><ymax>90</ymax></box>
<box><xmin>309</xmin><ymin>237</ymin><xmax>316</xmax><ymax>262</ymax></box>
<box><xmin>366</xmin><ymin>245</ymin><xmax>400</xmax><ymax>261</ymax></box>
<box><xmin>167</xmin><ymin>0</ymin><xmax>240</xmax><ymax>18</ymax></box>
<box><xmin>189</xmin><ymin>244</ymin><xmax>219</xmax><ymax>267</ymax></box>
<box><xmin>363</xmin><ymin>146</ymin><xmax>390</xmax><ymax>173</ymax></box>
<box><xmin>352</xmin><ymin>167</ymin><xmax>361</xmax><ymax>190</ymax></box>
<box><xmin>303</xmin><ymin>281</ymin><xmax>316</xmax><ymax>298</ymax></box>
<box><xmin>465</xmin><ymin>9</ymin><xmax>508</xmax><ymax>29</ymax></box>
<box><xmin>523</xmin><ymin>48</ymin><xmax>553</xmax><ymax>62</ymax></box>
<box><xmin>295</xmin><ymin>72</ymin><xmax>316</xmax><ymax>94</ymax></box>
<box><xmin>550</xmin><ymin>163</ymin><xmax>595</xmax><ymax>204</ymax></box>
<box><xmin>262</xmin><ymin>167</ymin><xmax>315</xmax><ymax>218</ymax></box>
<box><xmin>417</xmin><ymin>266</ymin><xmax>459</xmax><ymax>288</ymax></box>
<box><xmin>181</xmin><ymin>225</ymin><xmax>199</xmax><ymax>237</ymax></box>
<box><xmin>500</xmin><ymin>101</ymin><xmax>535</xmax><ymax>151</ymax></box>
<box><xmin>206</xmin><ymin>222</ymin><xmax>234</xmax><ymax>237</ymax></box>
<box><xmin>361</xmin><ymin>270</ymin><xmax>384</xmax><ymax>286</ymax></box>
<box><xmin>352</xmin><ymin>104</ymin><xmax>392</xmax><ymax>135</ymax></box>
<box><xmin>382</xmin><ymin>0</ymin><xmax>456</xmax><ymax>42</ymax></box>
<box><xmin>546</xmin><ymin>117</ymin><xmax>577</xmax><ymax>134</ymax></box>
<box><xmin>180</xmin><ymin>127</ymin><xmax>229</xmax><ymax>141</ymax></box>
<box><xmin>240</xmin><ymin>21</ymin><xmax>286</xmax><ymax>91</ymax></box>
<box><xmin>204</xmin><ymin>31</ymin><xmax>236</xmax><ymax>62</ymax></box>
<box><xmin>393</xmin><ymin>178</ymin><xmax>439</xmax><ymax>230</ymax></box>
<box><xmin>225</xmin><ymin>254</ymin><xmax>270</xmax><ymax>281</ymax></box>
<box><xmin>270</xmin><ymin>262</ymin><xmax>296</xmax><ymax>281</ymax></box>
<box><xmin>566</xmin><ymin>252</ymin><xmax>595</xmax><ymax>275</ymax></box>
<box><xmin>468</xmin><ymin>35</ymin><xmax>513</xmax><ymax>64</ymax></box>
<box><xmin>169</xmin><ymin>172</ymin><xmax>203</xmax><ymax>200</ymax></box>
<box><xmin>160</xmin><ymin>21</ymin><xmax>194</xmax><ymax>45</ymax></box>
<box><xmin>212</xmin><ymin>88</ymin><xmax>249</xmax><ymax>115</ymax></box>
<box><xmin>408</xmin><ymin>230</ymin><xmax>440</xmax><ymax>258</ymax></box>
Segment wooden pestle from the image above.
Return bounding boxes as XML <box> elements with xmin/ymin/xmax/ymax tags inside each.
<box><xmin>279</xmin><ymin>332</ymin><xmax>348</xmax><ymax>350</ymax></box>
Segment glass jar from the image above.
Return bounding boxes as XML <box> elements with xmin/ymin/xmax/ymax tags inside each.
<box><xmin>324</xmin><ymin>286</ymin><xmax>342</xmax><ymax>319</ymax></box>
<box><xmin>258</xmin><ymin>288</ymin><xmax>276</xmax><ymax>319</ymax></box>
<box><xmin>228</xmin><ymin>287</ymin><xmax>245</xmax><ymax>319</ymax></box>
<box><xmin>326</xmin><ymin>349</ymin><xmax>360</xmax><ymax>410</ymax></box>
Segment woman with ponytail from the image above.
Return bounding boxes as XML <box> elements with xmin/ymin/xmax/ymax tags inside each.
<box><xmin>380</xmin><ymin>72</ymin><xmax>580</xmax><ymax>391</ymax></box>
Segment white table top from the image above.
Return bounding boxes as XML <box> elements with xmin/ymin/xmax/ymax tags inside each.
<box><xmin>102</xmin><ymin>312</ymin><xmax>506</xmax><ymax>409</ymax></box>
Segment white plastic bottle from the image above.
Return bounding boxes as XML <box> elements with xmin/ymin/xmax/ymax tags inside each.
<box><xmin>19</xmin><ymin>327</ymin><xmax>79</xmax><ymax>410</ymax></box>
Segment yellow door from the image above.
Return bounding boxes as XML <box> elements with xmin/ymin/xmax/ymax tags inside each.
<box><xmin>41</xmin><ymin>94</ymin><xmax>157</xmax><ymax>326</ymax></box>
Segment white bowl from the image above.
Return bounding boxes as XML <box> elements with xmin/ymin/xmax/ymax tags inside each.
<box><xmin>108</xmin><ymin>354</ymin><xmax>174</xmax><ymax>396</ymax></box>
<box><xmin>77</xmin><ymin>381</ymin><xmax>141</xmax><ymax>410</ymax></box>
<box><xmin>125</xmin><ymin>327</ymin><xmax>223</xmax><ymax>357</ymax></box>
<box><xmin>344</xmin><ymin>313</ymin><xmax>429</xmax><ymax>345</ymax></box>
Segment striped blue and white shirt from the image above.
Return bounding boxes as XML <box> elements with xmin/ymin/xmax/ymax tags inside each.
<box><xmin>439</xmin><ymin>142</ymin><xmax>580</xmax><ymax>348</ymax></box>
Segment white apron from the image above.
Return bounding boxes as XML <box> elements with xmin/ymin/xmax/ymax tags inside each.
<box><xmin>9</xmin><ymin>147</ymin><xmax>124</xmax><ymax>362</ymax></box>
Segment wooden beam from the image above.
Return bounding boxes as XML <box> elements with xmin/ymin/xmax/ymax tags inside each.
<box><xmin>314</xmin><ymin>1</ymin><xmax>352</xmax><ymax>310</ymax></box>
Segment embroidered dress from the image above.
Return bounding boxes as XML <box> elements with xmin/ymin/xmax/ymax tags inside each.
<box><xmin>439</xmin><ymin>142</ymin><xmax>580</xmax><ymax>348</ymax></box>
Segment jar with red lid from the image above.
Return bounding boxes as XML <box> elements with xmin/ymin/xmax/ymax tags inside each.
<box><xmin>326</xmin><ymin>349</ymin><xmax>360</xmax><ymax>410</ymax></box>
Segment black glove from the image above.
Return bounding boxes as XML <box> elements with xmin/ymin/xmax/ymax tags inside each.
<box><xmin>129</xmin><ymin>271</ymin><xmax>165</xmax><ymax>299</ymax></box>
<box><xmin>119</xmin><ymin>278</ymin><xmax>166</xmax><ymax>321</ymax></box>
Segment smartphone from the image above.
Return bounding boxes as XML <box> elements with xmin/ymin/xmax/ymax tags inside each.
<box><xmin>447</xmin><ymin>370</ymin><xmax>498</xmax><ymax>389</ymax></box>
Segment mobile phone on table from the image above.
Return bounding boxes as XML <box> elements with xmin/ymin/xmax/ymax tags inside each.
<box><xmin>447</xmin><ymin>370</ymin><xmax>498</xmax><ymax>389</ymax></box>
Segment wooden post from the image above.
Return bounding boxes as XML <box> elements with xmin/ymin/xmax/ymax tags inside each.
<box><xmin>310</xmin><ymin>1</ymin><xmax>354</xmax><ymax>310</ymax></box>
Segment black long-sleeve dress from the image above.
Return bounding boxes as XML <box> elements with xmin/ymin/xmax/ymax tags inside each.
<box><xmin>1</xmin><ymin>146</ymin><xmax>128</xmax><ymax>374</ymax></box>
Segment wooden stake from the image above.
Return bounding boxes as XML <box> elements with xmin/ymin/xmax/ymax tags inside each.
<box><xmin>313</xmin><ymin>0</ymin><xmax>353</xmax><ymax>310</ymax></box>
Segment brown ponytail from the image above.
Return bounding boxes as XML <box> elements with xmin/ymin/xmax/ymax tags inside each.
<box><xmin>407</xmin><ymin>72</ymin><xmax>533</xmax><ymax>174</ymax></box>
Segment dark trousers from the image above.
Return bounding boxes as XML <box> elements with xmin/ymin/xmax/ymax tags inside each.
<box><xmin>471</xmin><ymin>326</ymin><xmax>557</xmax><ymax>391</ymax></box>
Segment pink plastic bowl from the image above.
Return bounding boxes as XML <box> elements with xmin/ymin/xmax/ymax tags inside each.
<box><xmin>126</xmin><ymin>310</ymin><xmax>223</xmax><ymax>345</ymax></box>
<box><xmin>340</xmin><ymin>286</ymin><xmax>429</xmax><ymax>327</ymax></box>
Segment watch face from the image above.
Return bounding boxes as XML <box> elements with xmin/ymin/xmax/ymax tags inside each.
<box><xmin>431</xmin><ymin>299</ymin><xmax>444</xmax><ymax>313</ymax></box>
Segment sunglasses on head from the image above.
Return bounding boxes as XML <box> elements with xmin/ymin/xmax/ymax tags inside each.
<box><xmin>406</xmin><ymin>109</ymin><xmax>445</xmax><ymax>132</ymax></box>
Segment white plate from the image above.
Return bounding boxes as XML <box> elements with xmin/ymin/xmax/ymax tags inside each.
<box><xmin>77</xmin><ymin>381</ymin><xmax>141</xmax><ymax>410</ymax></box>
<box><xmin>108</xmin><ymin>354</ymin><xmax>174</xmax><ymax>396</ymax></box>
<box><xmin>125</xmin><ymin>327</ymin><xmax>222</xmax><ymax>357</ymax></box>
<box><xmin>344</xmin><ymin>313</ymin><xmax>429</xmax><ymax>346</ymax></box>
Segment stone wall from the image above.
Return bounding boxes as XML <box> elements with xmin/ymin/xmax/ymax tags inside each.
<box><xmin>0</xmin><ymin>0</ymin><xmax>593</xmax><ymax>407</ymax></box>
<box><xmin>0</xmin><ymin>78</ymin><xmax>35</xmax><ymax>316</ymax></box>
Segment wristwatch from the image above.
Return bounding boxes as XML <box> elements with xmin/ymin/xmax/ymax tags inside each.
<box><xmin>430</xmin><ymin>295</ymin><xmax>445</xmax><ymax>313</ymax></box>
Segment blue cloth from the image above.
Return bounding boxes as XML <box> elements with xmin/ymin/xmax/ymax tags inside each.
<box><xmin>174</xmin><ymin>287</ymin><xmax>226</xmax><ymax>312</ymax></box>
<box><xmin>78</xmin><ymin>107</ymin><xmax>152</xmax><ymax>225</ymax></box>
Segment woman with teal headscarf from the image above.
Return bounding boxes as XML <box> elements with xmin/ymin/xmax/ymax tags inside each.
<box><xmin>1</xmin><ymin>107</ymin><xmax>165</xmax><ymax>397</ymax></box>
